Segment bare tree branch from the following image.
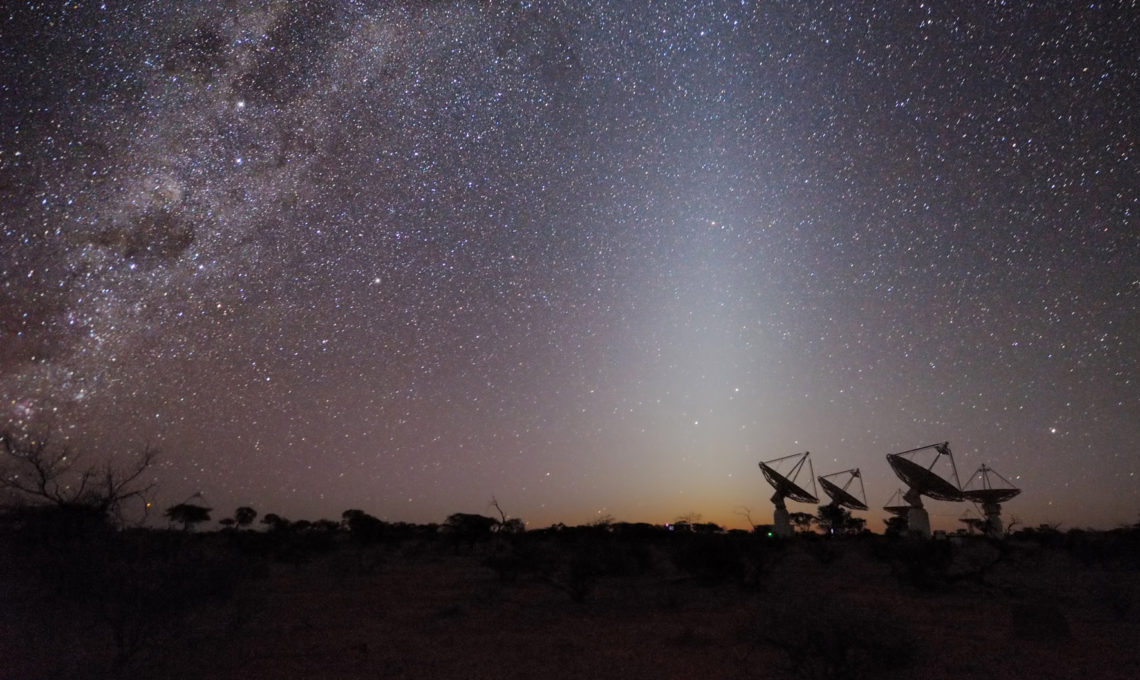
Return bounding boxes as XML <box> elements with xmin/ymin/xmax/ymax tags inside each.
<box><xmin>734</xmin><ymin>505</ymin><xmax>757</xmax><ymax>530</ymax></box>
<box><xmin>489</xmin><ymin>496</ymin><xmax>508</xmax><ymax>524</ymax></box>
<box><xmin>1</xmin><ymin>430</ymin><xmax>158</xmax><ymax>524</ymax></box>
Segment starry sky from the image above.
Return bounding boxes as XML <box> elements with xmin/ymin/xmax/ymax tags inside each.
<box><xmin>2</xmin><ymin>1</ymin><xmax>1137</xmax><ymax>532</ymax></box>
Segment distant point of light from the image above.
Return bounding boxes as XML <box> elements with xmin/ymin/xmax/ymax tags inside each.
<box><xmin>2</xmin><ymin>0</ymin><xmax>1135</xmax><ymax>535</ymax></box>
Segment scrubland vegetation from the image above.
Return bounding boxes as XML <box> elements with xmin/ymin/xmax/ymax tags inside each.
<box><xmin>2</xmin><ymin>433</ymin><xmax>1139</xmax><ymax>679</ymax></box>
<box><xmin>3</xmin><ymin>503</ymin><xmax>1140</xmax><ymax>680</ymax></box>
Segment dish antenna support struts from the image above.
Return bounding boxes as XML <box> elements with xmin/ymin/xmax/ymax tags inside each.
<box><xmin>962</xmin><ymin>463</ymin><xmax>1021</xmax><ymax>537</ymax></box>
<box><xmin>818</xmin><ymin>468</ymin><xmax>868</xmax><ymax>511</ymax></box>
<box><xmin>958</xmin><ymin>508</ymin><xmax>987</xmax><ymax>535</ymax></box>
<box><xmin>885</xmin><ymin>442</ymin><xmax>964</xmax><ymax>538</ymax></box>
<box><xmin>759</xmin><ymin>451</ymin><xmax>818</xmax><ymax>537</ymax></box>
<box><xmin>883</xmin><ymin>489</ymin><xmax>912</xmax><ymax>517</ymax></box>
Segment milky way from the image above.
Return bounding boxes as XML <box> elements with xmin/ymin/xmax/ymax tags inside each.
<box><xmin>2</xmin><ymin>1</ymin><xmax>1137</xmax><ymax>530</ymax></box>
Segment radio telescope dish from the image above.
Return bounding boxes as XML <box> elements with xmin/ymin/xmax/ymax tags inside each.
<box><xmin>885</xmin><ymin>442</ymin><xmax>963</xmax><ymax>503</ymax></box>
<box><xmin>963</xmin><ymin>488</ymin><xmax>1021</xmax><ymax>505</ymax></box>
<box><xmin>883</xmin><ymin>489</ymin><xmax>911</xmax><ymax>517</ymax></box>
<box><xmin>760</xmin><ymin>452</ymin><xmax>818</xmax><ymax>504</ymax></box>
<box><xmin>818</xmin><ymin>468</ymin><xmax>868</xmax><ymax>511</ymax></box>
<box><xmin>958</xmin><ymin>508</ymin><xmax>987</xmax><ymax>535</ymax></box>
<box><xmin>962</xmin><ymin>463</ymin><xmax>1020</xmax><ymax>536</ymax></box>
<box><xmin>759</xmin><ymin>451</ymin><xmax>818</xmax><ymax>536</ymax></box>
<box><xmin>962</xmin><ymin>464</ymin><xmax>1020</xmax><ymax>505</ymax></box>
<box><xmin>885</xmin><ymin>442</ymin><xmax>963</xmax><ymax>537</ymax></box>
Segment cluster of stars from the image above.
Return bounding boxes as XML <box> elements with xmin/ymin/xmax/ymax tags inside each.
<box><xmin>1</xmin><ymin>1</ymin><xmax>1136</xmax><ymax>529</ymax></box>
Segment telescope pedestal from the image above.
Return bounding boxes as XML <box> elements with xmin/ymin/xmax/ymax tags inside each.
<box><xmin>982</xmin><ymin>501</ymin><xmax>1003</xmax><ymax>537</ymax></box>
<box><xmin>772</xmin><ymin>506</ymin><xmax>793</xmax><ymax>537</ymax></box>
<box><xmin>907</xmin><ymin>507</ymin><xmax>931</xmax><ymax>538</ymax></box>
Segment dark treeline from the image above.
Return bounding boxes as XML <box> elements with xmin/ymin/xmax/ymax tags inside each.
<box><xmin>3</xmin><ymin>431</ymin><xmax>1140</xmax><ymax>678</ymax></box>
<box><xmin>3</xmin><ymin>497</ymin><xmax>1140</xmax><ymax>678</ymax></box>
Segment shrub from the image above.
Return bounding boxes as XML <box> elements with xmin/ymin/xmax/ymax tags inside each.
<box><xmin>670</xmin><ymin>533</ymin><xmax>743</xmax><ymax>584</ymax></box>
<box><xmin>745</xmin><ymin>596</ymin><xmax>917</xmax><ymax>680</ymax></box>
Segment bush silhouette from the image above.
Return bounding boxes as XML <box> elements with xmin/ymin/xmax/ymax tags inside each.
<box><xmin>343</xmin><ymin>509</ymin><xmax>387</xmax><ymax>545</ymax></box>
<box><xmin>747</xmin><ymin>595</ymin><xmax>917</xmax><ymax>680</ymax></box>
<box><xmin>234</xmin><ymin>506</ymin><xmax>257</xmax><ymax>528</ymax></box>
<box><xmin>261</xmin><ymin>513</ymin><xmax>290</xmax><ymax>531</ymax></box>
<box><xmin>443</xmin><ymin>513</ymin><xmax>498</xmax><ymax>551</ymax></box>
<box><xmin>164</xmin><ymin>503</ymin><xmax>212</xmax><ymax>531</ymax></box>
<box><xmin>816</xmin><ymin>502</ymin><xmax>865</xmax><ymax>535</ymax></box>
<box><xmin>671</xmin><ymin>533</ymin><xmax>743</xmax><ymax>584</ymax></box>
<box><xmin>0</xmin><ymin>429</ymin><xmax>157</xmax><ymax>527</ymax></box>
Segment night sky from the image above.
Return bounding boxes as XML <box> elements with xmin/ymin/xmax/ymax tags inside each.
<box><xmin>2</xmin><ymin>1</ymin><xmax>1137</xmax><ymax>532</ymax></box>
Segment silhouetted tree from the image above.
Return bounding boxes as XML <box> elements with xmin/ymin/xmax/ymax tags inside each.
<box><xmin>219</xmin><ymin>517</ymin><xmax>236</xmax><ymax>529</ymax></box>
<box><xmin>817</xmin><ymin>502</ymin><xmax>860</xmax><ymax>535</ymax></box>
<box><xmin>588</xmin><ymin>513</ymin><xmax>615</xmax><ymax>530</ymax></box>
<box><xmin>1</xmin><ymin>429</ymin><xmax>157</xmax><ymax>526</ymax></box>
<box><xmin>735</xmin><ymin>505</ymin><xmax>758</xmax><ymax>530</ymax></box>
<box><xmin>261</xmin><ymin>513</ymin><xmax>290</xmax><ymax>531</ymax></box>
<box><xmin>884</xmin><ymin>515</ymin><xmax>908</xmax><ymax>536</ymax></box>
<box><xmin>490</xmin><ymin>497</ymin><xmax>525</xmax><ymax>534</ymax></box>
<box><xmin>444</xmin><ymin>512</ymin><xmax>498</xmax><ymax>550</ymax></box>
<box><xmin>499</xmin><ymin>517</ymin><xmax>526</xmax><ymax>534</ymax></box>
<box><xmin>165</xmin><ymin>503</ymin><xmax>211</xmax><ymax>531</ymax></box>
<box><xmin>342</xmin><ymin>509</ymin><xmax>386</xmax><ymax>543</ymax></box>
<box><xmin>693</xmin><ymin>522</ymin><xmax>723</xmax><ymax>534</ymax></box>
<box><xmin>788</xmin><ymin>512</ymin><xmax>816</xmax><ymax>533</ymax></box>
<box><xmin>445</xmin><ymin>512</ymin><xmax>498</xmax><ymax>534</ymax></box>
<box><xmin>311</xmin><ymin>518</ymin><xmax>340</xmax><ymax>534</ymax></box>
<box><xmin>234</xmin><ymin>506</ymin><xmax>257</xmax><ymax>528</ymax></box>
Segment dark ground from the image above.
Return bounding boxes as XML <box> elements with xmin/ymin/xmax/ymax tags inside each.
<box><xmin>3</xmin><ymin>521</ymin><xmax>1139</xmax><ymax>680</ymax></box>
